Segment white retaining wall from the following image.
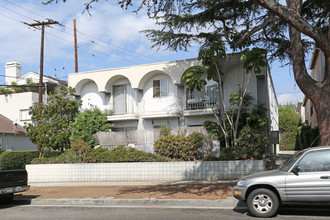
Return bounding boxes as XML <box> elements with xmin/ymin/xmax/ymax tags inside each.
<box><xmin>26</xmin><ymin>160</ymin><xmax>265</xmax><ymax>183</ymax></box>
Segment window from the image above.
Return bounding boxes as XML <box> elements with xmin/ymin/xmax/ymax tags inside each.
<box><xmin>20</xmin><ymin>109</ymin><xmax>31</xmax><ymax>120</ymax></box>
<box><xmin>153</xmin><ymin>79</ymin><xmax>168</xmax><ymax>97</ymax></box>
<box><xmin>298</xmin><ymin>150</ymin><xmax>330</xmax><ymax>172</ymax></box>
<box><xmin>113</xmin><ymin>84</ymin><xmax>137</xmax><ymax>115</ymax></box>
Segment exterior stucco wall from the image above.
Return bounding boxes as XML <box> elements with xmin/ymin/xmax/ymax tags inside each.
<box><xmin>27</xmin><ymin>160</ymin><xmax>266</xmax><ymax>182</ymax></box>
<box><xmin>0</xmin><ymin>134</ymin><xmax>36</xmax><ymax>151</ymax></box>
<box><xmin>69</xmin><ymin>59</ymin><xmax>202</xmax><ymax>95</ymax></box>
<box><xmin>0</xmin><ymin>92</ymin><xmax>38</xmax><ymax>126</ymax></box>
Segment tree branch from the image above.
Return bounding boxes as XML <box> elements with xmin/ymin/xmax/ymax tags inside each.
<box><xmin>256</xmin><ymin>0</ymin><xmax>330</xmax><ymax>57</ymax></box>
<box><xmin>233</xmin><ymin>15</ymin><xmax>278</xmax><ymax>48</ymax></box>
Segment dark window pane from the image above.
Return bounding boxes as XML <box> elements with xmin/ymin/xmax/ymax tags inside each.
<box><xmin>153</xmin><ymin>80</ymin><xmax>160</xmax><ymax>97</ymax></box>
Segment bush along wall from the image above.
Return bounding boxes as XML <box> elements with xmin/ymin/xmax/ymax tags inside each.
<box><xmin>0</xmin><ymin>150</ymin><xmax>62</xmax><ymax>170</ymax></box>
<box><xmin>32</xmin><ymin>145</ymin><xmax>170</xmax><ymax>164</ymax></box>
<box><xmin>0</xmin><ymin>151</ymin><xmax>38</xmax><ymax>170</ymax></box>
<box><xmin>154</xmin><ymin>132</ymin><xmax>205</xmax><ymax>161</ymax></box>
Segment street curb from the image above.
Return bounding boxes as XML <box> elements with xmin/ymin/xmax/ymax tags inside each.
<box><xmin>17</xmin><ymin>198</ymin><xmax>246</xmax><ymax>209</ymax></box>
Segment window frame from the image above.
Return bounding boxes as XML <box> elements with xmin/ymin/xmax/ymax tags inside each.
<box><xmin>153</xmin><ymin>79</ymin><xmax>168</xmax><ymax>98</ymax></box>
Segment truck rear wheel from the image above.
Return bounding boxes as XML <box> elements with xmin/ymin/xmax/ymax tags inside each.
<box><xmin>247</xmin><ymin>188</ymin><xmax>279</xmax><ymax>218</ymax></box>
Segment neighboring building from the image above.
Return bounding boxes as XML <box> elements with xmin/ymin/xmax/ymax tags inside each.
<box><xmin>296</xmin><ymin>99</ymin><xmax>306</xmax><ymax>124</ymax></box>
<box><xmin>0</xmin><ymin>61</ymin><xmax>67</xmax><ymax>126</ymax></box>
<box><xmin>301</xmin><ymin>48</ymin><xmax>325</xmax><ymax>127</ymax></box>
<box><xmin>0</xmin><ymin>114</ymin><xmax>36</xmax><ymax>151</ymax></box>
<box><xmin>68</xmin><ymin>53</ymin><xmax>278</xmax><ymax>143</ymax></box>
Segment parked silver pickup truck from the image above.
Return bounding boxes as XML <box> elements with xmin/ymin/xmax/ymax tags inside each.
<box><xmin>0</xmin><ymin>170</ymin><xmax>30</xmax><ymax>202</ymax></box>
<box><xmin>233</xmin><ymin>146</ymin><xmax>330</xmax><ymax>217</ymax></box>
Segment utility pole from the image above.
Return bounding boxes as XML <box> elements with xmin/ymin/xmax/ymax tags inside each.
<box><xmin>74</xmin><ymin>19</ymin><xmax>78</xmax><ymax>73</ymax></box>
<box><xmin>27</xmin><ymin>19</ymin><xmax>59</xmax><ymax>108</ymax></box>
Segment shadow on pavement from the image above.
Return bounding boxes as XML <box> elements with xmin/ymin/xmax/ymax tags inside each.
<box><xmin>118</xmin><ymin>183</ymin><xmax>235</xmax><ymax>199</ymax></box>
<box><xmin>233</xmin><ymin>202</ymin><xmax>330</xmax><ymax>218</ymax></box>
<box><xmin>278</xmin><ymin>204</ymin><xmax>330</xmax><ymax>217</ymax></box>
<box><xmin>0</xmin><ymin>194</ymin><xmax>39</xmax><ymax>209</ymax></box>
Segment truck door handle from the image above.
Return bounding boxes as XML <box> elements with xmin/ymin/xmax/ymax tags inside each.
<box><xmin>320</xmin><ymin>176</ymin><xmax>330</xmax><ymax>179</ymax></box>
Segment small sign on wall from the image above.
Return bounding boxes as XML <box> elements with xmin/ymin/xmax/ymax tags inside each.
<box><xmin>270</xmin><ymin>131</ymin><xmax>279</xmax><ymax>144</ymax></box>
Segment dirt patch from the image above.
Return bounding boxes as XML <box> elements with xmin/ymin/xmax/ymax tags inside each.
<box><xmin>21</xmin><ymin>184</ymin><xmax>235</xmax><ymax>200</ymax></box>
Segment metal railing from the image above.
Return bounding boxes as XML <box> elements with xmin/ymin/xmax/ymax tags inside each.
<box><xmin>185</xmin><ymin>92</ymin><xmax>218</xmax><ymax>110</ymax></box>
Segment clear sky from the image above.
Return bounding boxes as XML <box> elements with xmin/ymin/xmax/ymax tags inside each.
<box><xmin>0</xmin><ymin>0</ymin><xmax>305</xmax><ymax>105</ymax></box>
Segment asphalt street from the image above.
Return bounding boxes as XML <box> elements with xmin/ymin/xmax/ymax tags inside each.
<box><xmin>1</xmin><ymin>203</ymin><xmax>330</xmax><ymax>220</ymax></box>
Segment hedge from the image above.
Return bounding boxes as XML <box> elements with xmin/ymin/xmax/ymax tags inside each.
<box><xmin>0</xmin><ymin>150</ymin><xmax>62</xmax><ymax>170</ymax></box>
<box><xmin>32</xmin><ymin>145</ymin><xmax>170</xmax><ymax>164</ymax></box>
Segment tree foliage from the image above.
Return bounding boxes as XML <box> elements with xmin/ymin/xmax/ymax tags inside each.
<box><xmin>25</xmin><ymin>86</ymin><xmax>81</xmax><ymax>156</ymax></box>
<box><xmin>70</xmin><ymin>108</ymin><xmax>114</xmax><ymax>147</ymax></box>
<box><xmin>203</xmin><ymin>96</ymin><xmax>268</xmax><ymax>148</ymax></box>
<box><xmin>0</xmin><ymin>78</ymin><xmax>53</xmax><ymax>95</ymax></box>
<box><xmin>46</xmin><ymin>0</ymin><xmax>330</xmax><ymax>145</ymax></box>
<box><xmin>278</xmin><ymin>104</ymin><xmax>300</xmax><ymax>150</ymax></box>
<box><xmin>183</xmin><ymin>45</ymin><xmax>267</xmax><ymax>148</ymax></box>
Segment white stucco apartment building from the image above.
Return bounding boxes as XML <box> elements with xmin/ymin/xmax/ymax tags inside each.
<box><xmin>1</xmin><ymin>61</ymin><xmax>66</xmax><ymax>126</ymax></box>
<box><xmin>68</xmin><ymin>53</ymin><xmax>279</xmax><ymax>141</ymax></box>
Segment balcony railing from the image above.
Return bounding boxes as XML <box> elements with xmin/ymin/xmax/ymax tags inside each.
<box><xmin>185</xmin><ymin>92</ymin><xmax>218</xmax><ymax>110</ymax></box>
<box><xmin>143</xmin><ymin>96</ymin><xmax>182</xmax><ymax>113</ymax></box>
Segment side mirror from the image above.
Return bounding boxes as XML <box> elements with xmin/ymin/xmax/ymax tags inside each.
<box><xmin>292</xmin><ymin>166</ymin><xmax>300</xmax><ymax>174</ymax></box>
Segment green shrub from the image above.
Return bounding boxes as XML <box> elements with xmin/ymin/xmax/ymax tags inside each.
<box><xmin>154</xmin><ymin>135</ymin><xmax>185</xmax><ymax>160</ymax></box>
<box><xmin>32</xmin><ymin>145</ymin><xmax>169</xmax><ymax>164</ymax></box>
<box><xmin>154</xmin><ymin>132</ymin><xmax>205</xmax><ymax>161</ymax></box>
<box><xmin>279</xmin><ymin>104</ymin><xmax>300</xmax><ymax>150</ymax></box>
<box><xmin>295</xmin><ymin>125</ymin><xmax>319</xmax><ymax>150</ymax></box>
<box><xmin>0</xmin><ymin>151</ymin><xmax>39</xmax><ymax>170</ymax></box>
<box><xmin>205</xmin><ymin>129</ymin><xmax>268</xmax><ymax>161</ymax></box>
<box><xmin>43</xmin><ymin>150</ymin><xmax>63</xmax><ymax>158</ymax></box>
<box><xmin>71</xmin><ymin>139</ymin><xmax>92</xmax><ymax>161</ymax></box>
<box><xmin>85</xmin><ymin>145</ymin><xmax>169</xmax><ymax>163</ymax></box>
<box><xmin>183</xmin><ymin>132</ymin><xmax>205</xmax><ymax>160</ymax></box>
<box><xmin>70</xmin><ymin>108</ymin><xmax>114</xmax><ymax>147</ymax></box>
<box><xmin>84</xmin><ymin>147</ymin><xmax>111</xmax><ymax>163</ymax></box>
<box><xmin>32</xmin><ymin>150</ymin><xmax>80</xmax><ymax>164</ymax></box>
<box><xmin>160</xmin><ymin>126</ymin><xmax>171</xmax><ymax>137</ymax></box>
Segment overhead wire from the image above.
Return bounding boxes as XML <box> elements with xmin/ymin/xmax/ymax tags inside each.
<box><xmin>0</xmin><ymin>3</ymin><xmax>38</xmax><ymax>23</ymax></box>
<box><xmin>4</xmin><ymin>0</ymin><xmax>162</xmax><ymax>63</ymax></box>
<box><xmin>0</xmin><ymin>1</ymin><xmax>164</xmax><ymax>72</ymax></box>
<box><xmin>3</xmin><ymin>0</ymin><xmax>48</xmax><ymax>20</ymax></box>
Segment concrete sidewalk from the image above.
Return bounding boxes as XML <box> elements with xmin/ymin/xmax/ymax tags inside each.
<box><xmin>28</xmin><ymin>180</ymin><xmax>237</xmax><ymax>187</ymax></box>
<box><xmin>15</xmin><ymin>180</ymin><xmax>244</xmax><ymax>209</ymax></box>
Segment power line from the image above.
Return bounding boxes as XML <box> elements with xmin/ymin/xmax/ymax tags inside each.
<box><xmin>3</xmin><ymin>0</ymin><xmax>48</xmax><ymax>20</ymax></box>
<box><xmin>44</xmin><ymin>30</ymin><xmax>142</xmax><ymax>65</ymax></box>
<box><xmin>1</xmin><ymin>1</ymin><xmax>164</xmax><ymax>69</ymax></box>
<box><xmin>51</xmin><ymin>24</ymin><xmax>158</xmax><ymax>64</ymax></box>
<box><xmin>0</xmin><ymin>3</ymin><xmax>38</xmax><ymax>22</ymax></box>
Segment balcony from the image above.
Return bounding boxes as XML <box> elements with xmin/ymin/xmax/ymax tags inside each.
<box><xmin>185</xmin><ymin>92</ymin><xmax>218</xmax><ymax>110</ymax></box>
<box><xmin>142</xmin><ymin>96</ymin><xmax>182</xmax><ymax>118</ymax></box>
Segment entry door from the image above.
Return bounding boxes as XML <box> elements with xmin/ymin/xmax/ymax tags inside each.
<box><xmin>285</xmin><ymin>149</ymin><xmax>330</xmax><ymax>202</ymax></box>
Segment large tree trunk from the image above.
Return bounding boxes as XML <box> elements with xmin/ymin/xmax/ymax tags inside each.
<box><xmin>287</xmin><ymin>0</ymin><xmax>330</xmax><ymax>146</ymax></box>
